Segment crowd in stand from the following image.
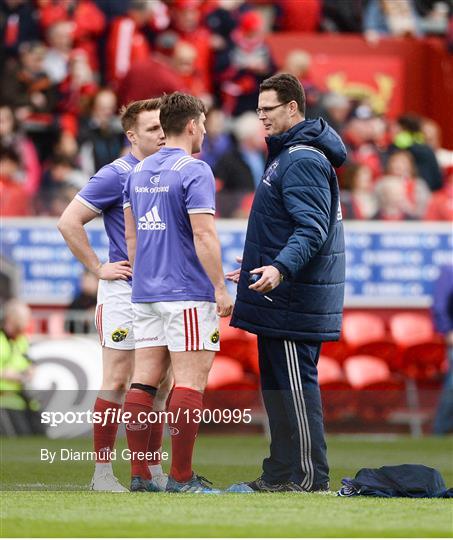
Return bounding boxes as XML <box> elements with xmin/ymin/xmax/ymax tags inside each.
<box><xmin>0</xmin><ymin>0</ymin><xmax>452</xmax><ymax>220</ymax></box>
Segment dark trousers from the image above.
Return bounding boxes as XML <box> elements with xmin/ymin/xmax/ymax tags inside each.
<box><xmin>433</xmin><ymin>345</ymin><xmax>453</xmax><ymax>434</ymax></box>
<box><xmin>258</xmin><ymin>335</ymin><xmax>329</xmax><ymax>489</ymax></box>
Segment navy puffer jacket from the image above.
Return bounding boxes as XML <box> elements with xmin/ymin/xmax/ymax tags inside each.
<box><xmin>230</xmin><ymin>118</ymin><xmax>347</xmax><ymax>341</ymax></box>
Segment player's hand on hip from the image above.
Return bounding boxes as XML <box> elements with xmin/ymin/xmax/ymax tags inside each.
<box><xmin>96</xmin><ymin>260</ymin><xmax>132</xmax><ymax>281</ymax></box>
<box><xmin>249</xmin><ymin>265</ymin><xmax>281</xmax><ymax>293</ymax></box>
<box><xmin>215</xmin><ymin>285</ymin><xmax>234</xmax><ymax>317</ymax></box>
<box><xmin>225</xmin><ymin>256</ymin><xmax>242</xmax><ymax>284</ymax></box>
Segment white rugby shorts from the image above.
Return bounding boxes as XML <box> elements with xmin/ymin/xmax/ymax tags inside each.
<box><xmin>95</xmin><ymin>279</ymin><xmax>135</xmax><ymax>350</ymax></box>
<box><xmin>133</xmin><ymin>301</ymin><xmax>220</xmax><ymax>352</ymax></box>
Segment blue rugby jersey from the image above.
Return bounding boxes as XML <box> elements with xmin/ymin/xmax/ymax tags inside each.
<box><xmin>76</xmin><ymin>153</ymin><xmax>139</xmax><ymax>263</ymax></box>
<box><xmin>123</xmin><ymin>147</ymin><xmax>216</xmax><ymax>303</ymax></box>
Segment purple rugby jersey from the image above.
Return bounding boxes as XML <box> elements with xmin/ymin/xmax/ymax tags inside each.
<box><xmin>76</xmin><ymin>153</ymin><xmax>139</xmax><ymax>263</ymax></box>
<box><xmin>123</xmin><ymin>147</ymin><xmax>216</xmax><ymax>303</ymax></box>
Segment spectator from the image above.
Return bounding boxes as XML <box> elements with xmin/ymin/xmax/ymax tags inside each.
<box><xmin>0</xmin><ymin>41</ymin><xmax>57</xmax><ymax>116</ymax></box>
<box><xmin>432</xmin><ymin>265</ymin><xmax>453</xmax><ymax>434</ymax></box>
<box><xmin>199</xmin><ymin>107</ymin><xmax>232</xmax><ymax>169</ymax></box>
<box><xmin>172</xmin><ymin>40</ymin><xmax>212</xmax><ymax>106</ymax></box>
<box><xmin>37</xmin><ymin>0</ymin><xmax>106</xmax><ymax>72</ymax></box>
<box><xmin>42</xmin><ymin>20</ymin><xmax>74</xmax><ymax>84</ymax></box>
<box><xmin>69</xmin><ymin>0</ymin><xmax>106</xmax><ymax>72</ymax></box>
<box><xmin>321</xmin><ymin>0</ymin><xmax>363</xmax><ymax>33</ymax></box>
<box><xmin>214</xmin><ymin>111</ymin><xmax>265</xmax><ymax>217</ymax></box>
<box><xmin>106</xmin><ymin>0</ymin><xmax>153</xmax><ymax>88</ymax></box>
<box><xmin>205</xmin><ymin>0</ymin><xmax>248</xmax><ymax>50</ymax></box>
<box><xmin>321</xmin><ymin>92</ymin><xmax>351</xmax><ymax>134</ymax></box>
<box><xmin>281</xmin><ymin>50</ymin><xmax>325</xmax><ymax>119</ymax></box>
<box><xmin>363</xmin><ymin>0</ymin><xmax>423</xmax><ymax>44</ymax></box>
<box><xmin>53</xmin><ymin>58</ymin><xmax>94</xmax><ymax>164</ymax></box>
<box><xmin>373</xmin><ymin>175</ymin><xmax>416</xmax><ymax>221</ymax></box>
<box><xmin>168</xmin><ymin>0</ymin><xmax>212</xmax><ymax>92</ymax></box>
<box><xmin>78</xmin><ymin>88</ymin><xmax>124</xmax><ymax>177</ymax></box>
<box><xmin>117</xmin><ymin>52</ymin><xmax>185</xmax><ymax>106</ymax></box>
<box><xmin>424</xmin><ymin>166</ymin><xmax>453</xmax><ymax>221</ymax></box>
<box><xmin>56</xmin><ymin>48</ymin><xmax>98</xmax><ymax>131</ymax></box>
<box><xmin>0</xmin><ymin>0</ymin><xmax>40</xmax><ymax>63</ymax></box>
<box><xmin>340</xmin><ymin>163</ymin><xmax>377</xmax><ymax>219</ymax></box>
<box><xmin>205</xmin><ymin>0</ymin><xmax>250</xmax><ymax>94</ymax></box>
<box><xmin>416</xmin><ymin>0</ymin><xmax>450</xmax><ymax>35</ymax></box>
<box><xmin>220</xmin><ymin>10</ymin><xmax>275</xmax><ymax>116</ymax></box>
<box><xmin>0</xmin><ymin>104</ymin><xmax>41</xmax><ymax>195</ymax></box>
<box><xmin>38</xmin><ymin>155</ymin><xmax>82</xmax><ymax>216</ymax></box>
<box><xmin>343</xmin><ymin>105</ymin><xmax>384</xmax><ymax>179</ymax></box>
<box><xmin>0</xmin><ymin>40</ymin><xmax>66</xmax><ymax>163</ymax></box>
<box><xmin>390</xmin><ymin>114</ymin><xmax>442</xmax><ymax>191</ymax></box>
<box><xmin>0</xmin><ymin>145</ymin><xmax>32</xmax><ymax>216</ymax></box>
<box><xmin>0</xmin><ymin>299</ymin><xmax>40</xmax><ymax>436</ymax></box>
<box><xmin>382</xmin><ymin>149</ymin><xmax>431</xmax><ymax>218</ymax></box>
<box><xmin>421</xmin><ymin>117</ymin><xmax>453</xmax><ymax>173</ymax></box>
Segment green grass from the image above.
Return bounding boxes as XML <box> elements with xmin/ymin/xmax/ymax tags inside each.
<box><xmin>1</xmin><ymin>435</ymin><xmax>452</xmax><ymax>537</ymax></box>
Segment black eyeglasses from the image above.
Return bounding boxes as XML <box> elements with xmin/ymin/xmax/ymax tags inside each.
<box><xmin>256</xmin><ymin>102</ymin><xmax>289</xmax><ymax>116</ymax></box>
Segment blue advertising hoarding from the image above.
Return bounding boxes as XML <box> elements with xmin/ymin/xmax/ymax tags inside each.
<box><xmin>1</xmin><ymin>218</ymin><xmax>451</xmax><ymax>307</ymax></box>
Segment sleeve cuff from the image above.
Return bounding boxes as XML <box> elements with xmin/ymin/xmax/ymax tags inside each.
<box><xmin>187</xmin><ymin>207</ymin><xmax>215</xmax><ymax>215</ymax></box>
<box><xmin>75</xmin><ymin>194</ymin><xmax>102</xmax><ymax>214</ymax></box>
<box><xmin>272</xmin><ymin>261</ymin><xmax>290</xmax><ymax>280</ymax></box>
<box><xmin>123</xmin><ymin>201</ymin><xmax>131</xmax><ymax>209</ymax></box>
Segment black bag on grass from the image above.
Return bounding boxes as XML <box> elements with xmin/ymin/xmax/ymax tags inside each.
<box><xmin>338</xmin><ymin>464</ymin><xmax>453</xmax><ymax>498</ymax></box>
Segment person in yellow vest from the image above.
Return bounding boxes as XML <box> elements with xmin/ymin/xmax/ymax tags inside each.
<box><xmin>0</xmin><ymin>299</ymin><xmax>37</xmax><ymax>435</ymax></box>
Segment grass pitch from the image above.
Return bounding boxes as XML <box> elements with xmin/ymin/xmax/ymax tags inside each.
<box><xmin>1</xmin><ymin>434</ymin><xmax>452</xmax><ymax>537</ymax></box>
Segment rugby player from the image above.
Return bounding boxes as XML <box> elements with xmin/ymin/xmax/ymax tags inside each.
<box><xmin>123</xmin><ymin>92</ymin><xmax>233</xmax><ymax>493</ymax></box>
<box><xmin>58</xmin><ymin>99</ymin><xmax>171</xmax><ymax>492</ymax></box>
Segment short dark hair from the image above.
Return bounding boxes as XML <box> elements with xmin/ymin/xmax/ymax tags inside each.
<box><xmin>159</xmin><ymin>92</ymin><xmax>206</xmax><ymax>136</ymax></box>
<box><xmin>120</xmin><ymin>98</ymin><xmax>161</xmax><ymax>132</ymax></box>
<box><xmin>397</xmin><ymin>114</ymin><xmax>421</xmax><ymax>134</ymax></box>
<box><xmin>260</xmin><ymin>73</ymin><xmax>306</xmax><ymax>116</ymax></box>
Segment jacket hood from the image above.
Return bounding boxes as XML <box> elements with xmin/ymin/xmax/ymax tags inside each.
<box><xmin>266</xmin><ymin>118</ymin><xmax>347</xmax><ymax>167</ymax></box>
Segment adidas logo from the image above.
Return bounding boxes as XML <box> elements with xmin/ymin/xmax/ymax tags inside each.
<box><xmin>138</xmin><ymin>206</ymin><xmax>166</xmax><ymax>231</ymax></box>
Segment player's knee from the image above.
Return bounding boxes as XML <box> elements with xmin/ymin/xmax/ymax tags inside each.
<box><xmin>102</xmin><ymin>373</ymin><xmax>129</xmax><ymax>393</ymax></box>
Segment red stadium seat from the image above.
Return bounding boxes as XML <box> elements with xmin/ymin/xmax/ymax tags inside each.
<box><xmin>390</xmin><ymin>313</ymin><xmax>446</xmax><ymax>380</ymax></box>
<box><xmin>318</xmin><ymin>355</ymin><xmax>346</xmax><ymax>387</ymax></box>
<box><xmin>342</xmin><ymin>312</ymin><xmax>399</xmax><ymax>370</ymax></box>
<box><xmin>390</xmin><ymin>312</ymin><xmax>435</xmax><ymax>346</ymax></box>
<box><xmin>343</xmin><ymin>355</ymin><xmax>404</xmax><ymax>423</ymax></box>
<box><xmin>318</xmin><ymin>355</ymin><xmax>352</xmax><ymax>422</ymax></box>
<box><xmin>344</xmin><ymin>355</ymin><xmax>393</xmax><ymax>389</ymax></box>
<box><xmin>389</xmin><ymin>313</ymin><xmax>447</xmax><ymax>436</ymax></box>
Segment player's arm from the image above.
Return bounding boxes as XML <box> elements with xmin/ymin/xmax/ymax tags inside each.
<box><xmin>189</xmin><ymin>213</ymin><xmax>233</xmax><ymax>317</ymax></box>
<box><xmin>58</xmin><ymin>199</ymin><xmax>132</xmax><ymax>280</ymax></box>
<box><xmin>123</xmin><ymin>205</ymin><xmax>137</xmax><ymax>268</ymax></box>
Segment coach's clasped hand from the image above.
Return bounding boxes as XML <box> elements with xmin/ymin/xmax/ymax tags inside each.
<box><xmin>248</xmin><ymin>265</ymin><xmax>282</xmax><ymax>293</ymax></box>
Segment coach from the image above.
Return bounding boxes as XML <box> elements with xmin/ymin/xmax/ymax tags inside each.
<box><xmin>227</xmin><ymin>73</ymin><xmax>346</xmax><ymax>492</ymax></box>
